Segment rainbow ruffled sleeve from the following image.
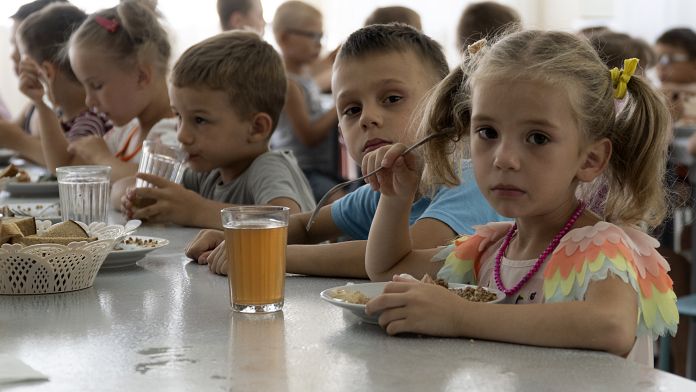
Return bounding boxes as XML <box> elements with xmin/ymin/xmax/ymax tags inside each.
<box><xmin>434</xmin><ymin>222</ymin><xmax>513</xmax><ymax>285</ymax></box>
<box><xmin>543</xmin><ymin>221</ymin><xmax>678</xmax><ymax>337</ymax></box>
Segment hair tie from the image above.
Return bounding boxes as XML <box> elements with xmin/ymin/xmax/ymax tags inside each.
<box><xmin>610</xmin><ymin>58</ymin><xmax>639</xmax><ymax>99</ymax></box>
<box><xmin>95</xmin><ymin>15</ymin><xmax>119</xmax><ymax>33</ymax></box>
<box><xmin>467</xmin><ymin>39</ymin><xmax>487</xmax><ymax>55</ymax></box>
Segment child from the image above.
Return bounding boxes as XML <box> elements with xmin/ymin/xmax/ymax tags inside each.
<box><xmin>0</xmin><ymin>0</ymin><xmax>67</xmax><ymax>162</ymax></box>
<box><xmin>655</xmin><ymin>28</ymin><xmax>696</xmax><ymax>126</ymax></box>
<box><xmin>364</xmin><ymin>6</ymin><xmax>422</xmax><ymax>30</ymax></box>
<box><xmin>456</xmin><ymin>1</ymin><xmax>520</xmax><ymax>52</ymax></box>
<box><xmin>46</xmin><ymin>0</ymin><xmax>177</xmax><ymax>180</ymax></box>
<box><xmin>589</xmin><ymin>30</ymin><xmax>656</xmax><ymax>73</ymax></box>
<box><xmin>185</xmin><ymin>24</ymin><xmax>504</xmax><ymax>276</ymax></box>
<box><xmin>217</xmin><ymin>0</ymin><xmax>265</xmax><ymax>35</ymax></box>
<box><xmin>363</xmin><ymin>31</ymin><xmax>678</xmax><ymax>367</ymax></box>
<box><xmin>270</xmin><ymin>1</ymin><xmax>342</xmax><ymax>203</ymax></box>
<box><xmin>14</xmin><ymin>4</ymin><xmax>112</xmax><ymax>167</ymax></box>
<box><xmin>117</xmin><ymin>31</ymin><xmax>316</xmax><ymax>228</ymax></box>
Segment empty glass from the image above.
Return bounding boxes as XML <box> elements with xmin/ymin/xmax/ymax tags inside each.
<box><xmin>57</xmin><ymin>165</ymin><xmax>111</xmax><ymax>224</ymax></box>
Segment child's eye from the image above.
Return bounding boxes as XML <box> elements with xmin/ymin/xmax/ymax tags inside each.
<box><xmin>527</xmin><ymin>132</ymin><xmax>549</xmax><ymax>145</ymax></box>
<box><xmin>383</xmin><ymin>95</ymin><xmax>402</xmax><ymax>104</ymax></box>
<box><xmin>194</xmin><ymin>116</ymin><xmax>208</xmax><ymax>125</ymax></box>
<box><xmin>89</xmin><ymin>83</ymin><xmax>103</xmax><ymax>90</ymax></box>
<box><xmin>476</xmin><ymin>127</ymin><xmax>498</xmax><ymax>140</ymax></box>
<box><xmin>342</xmin><ymin>106</ymin><xmax>361</xmax><ymax>117</ymax></box>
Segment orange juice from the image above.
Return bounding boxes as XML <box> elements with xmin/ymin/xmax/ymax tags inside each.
<box><xmin>225</xmin><ymin>223</ymin><xmax>287</xmax><ymax>307</ymax></box>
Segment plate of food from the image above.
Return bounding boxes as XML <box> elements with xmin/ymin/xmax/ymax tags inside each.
<box><xmin>2</xmin><ymin>203</ymin><xmax>62</xmax><ymax>223</ymax></box>
<box><xmin>1</xmin><ymin>165</ymin><xmax>59</xmax><ymax>197</ymax></box>
<box><xmin>320</xmin><ymin>279</ymin><xmax>505</xmax><ymax>324</ymax></box>
<box><xmin>102</xmin><ymin>235</ymin><xmax>169</xmax><ymax>268</ymax></box>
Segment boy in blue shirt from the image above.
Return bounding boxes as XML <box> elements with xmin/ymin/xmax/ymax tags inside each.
<box><xmin>186</xmin><ymin>24</ymin><xmax>504</xmax><ymax>278</ymax></box>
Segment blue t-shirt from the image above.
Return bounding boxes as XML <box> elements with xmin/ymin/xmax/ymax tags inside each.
<box><xmin>331</xmin><ymin>162</ymin><xmax>506</xmax><ymax>240</ymax></box>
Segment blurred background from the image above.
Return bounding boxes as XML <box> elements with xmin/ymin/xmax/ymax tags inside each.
<box><xmin>1</xmin><ymin>0</ymin><xmax>695</xmax><ymax>115</ymax></box>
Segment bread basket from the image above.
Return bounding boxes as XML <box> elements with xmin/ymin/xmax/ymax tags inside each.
<box><xmin>0</xmin><ymin>220</ymin><xmax>140</xmax><ymax>294</ymax></box>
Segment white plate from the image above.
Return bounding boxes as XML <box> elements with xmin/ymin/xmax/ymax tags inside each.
<box><xmin>0</xmin><ymin>149</ymin><xmax>14</xmax><ymax>165</ymax></box>
<box><xmin>102</xmin><ymin>235</ymin><xmax>169</xmax><ymax>268</ymax></box>
<box><xmin>5</xmin><ymin>181</ymin><xmax>59</xmax><ymax>197</ymax></box>
<box><xmin>320</xmin><ymin>282</ymin><xmax>505</xmax><ymax>324</ymax></box>
<box><xmin>5</xmin><ymin>203</ymin><xmax>61</xmax><ymax>223</ymax></box>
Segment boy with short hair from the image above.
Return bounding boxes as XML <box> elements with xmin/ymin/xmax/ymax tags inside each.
<box><xmin>118</xmin><ymin>31</ymin><xmax>316</xmax><ymax>227</ymax></box>
<box><xmin>216</xmin><ymin>0</ymin><xmax>265</xmax><ymax>34</ymax></box>
<box><xmin>186</xmin><ymin>23</ymin><xmax>505</xmax><ymax>277</ymax></box>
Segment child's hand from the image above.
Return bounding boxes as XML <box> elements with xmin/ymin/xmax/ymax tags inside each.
<box><xmin>17</xmin><ymin>59</ymin><xmax>45</xmax><ymax>104</ymax></box>
<box><xmin>67</xmin><ymin>136</ymin><xmax>112</xmax><ymax>163</ymax></box>
<box><xmin>121</xmin><ymin>186</ymin><xmax>136</xmax><ymax>217</ymax></box>
<box><xmin>365</xmin><ymin>280</ymin><xmax>468</xmax><ymax>337</ymax></box>
<box><xmin>185</xmin><ymin>229</ymin><xmax>224</xmax><ymax>264</ymax></box>
<box><xmin>361</xmin><ymin>143</ymin><xmax>422</xmax><ymax>199</ymax></box>
<box><xmin>207</xmin><ymin>241</ymin><xmax>228</xmax><ymax>275</ymax></box>
<box><xmin>129</xmin><ymin>173</ymin><xmax>203</xmax><ymax>225</ymax></box>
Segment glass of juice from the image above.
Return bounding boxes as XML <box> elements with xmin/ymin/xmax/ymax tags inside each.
<box><xmin>221</xmin><ymin>206</ymin><xmax>289</xmax><ymax>313</ymax></box>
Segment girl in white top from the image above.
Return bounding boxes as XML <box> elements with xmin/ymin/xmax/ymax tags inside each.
<box><xmin>42</xmin><ymin>0</ymin><xmax>176</xmax><ymax>181</ymax></box>
<box><xmin>362</xmin><ymin>31</ymin><xmax>678</xmax><ymax>366</ymax></box>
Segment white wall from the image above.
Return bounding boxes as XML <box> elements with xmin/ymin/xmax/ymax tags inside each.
<box><xmin>1</xmin><ymin>0</ymin><xmax>695</xmax><ymax>117</ymax></box>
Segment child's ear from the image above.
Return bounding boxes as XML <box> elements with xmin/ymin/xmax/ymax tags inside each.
<box><xmin>40</xmin><ymin>61</ymin><xmax>56</xmax><ymax>83</ymax></box>
<box><xmin>136</xmin><ymin>63</ymin><xmax>153</xmax><ymax>88</ymax></box>
<box><xmin>247</xmin><ymin>112</ymin><xmax>273</xmax><ymax>143</ymax></box>
<box><xmin>576</xmin><ymin>137</ymin><xmax>611</xmax><ymax>182</ymax></box>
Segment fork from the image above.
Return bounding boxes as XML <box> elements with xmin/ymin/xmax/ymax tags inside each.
<box><xmin>305</xmin><ymin>128</ymin><xmax>456</xmax><ymax>231</ymax></box>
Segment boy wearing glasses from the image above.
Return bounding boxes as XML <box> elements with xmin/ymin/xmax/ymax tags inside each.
<box><xmin>270</xmin><ymin>1</ymin><xmax>343</xmax><ymax>204</ymax></box>
<box><xmin>655</xmin><ymin>28</ymin><xmax>696</xmax><ymax>125</ymax></box>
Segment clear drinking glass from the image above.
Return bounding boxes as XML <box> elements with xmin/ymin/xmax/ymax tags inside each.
<box><xmin>134</xmin><ymin>140</ymin><xmax>186</xmax><ymax>207</ymax></box>
<box><xmin>221</xmin><ymin>206</ymin><xmax>290</xmax><ymax>313</ymax></box>
<box><xmin>56</xmin><ymin>165</ymin><xmax>111</xmax><ymax>224</ymax></box>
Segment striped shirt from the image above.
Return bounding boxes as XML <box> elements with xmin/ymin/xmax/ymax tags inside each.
<box><xmin>61</xmin><ymin>110</ymin><xmax>112</xmax><ymax>142</ymax></box>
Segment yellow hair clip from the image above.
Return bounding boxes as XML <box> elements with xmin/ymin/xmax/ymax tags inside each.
<box><xmin>610</xmin><ymin>58</ymin><xmax>639</xmax><ymax>99</ymax></box>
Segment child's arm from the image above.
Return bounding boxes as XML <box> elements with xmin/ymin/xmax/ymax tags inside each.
<box><xmin>363</xmin><ymin>143</ymin><xmax>442</xmax><ymax>280</ymax></box>
<box><xmin>287</xmin><ymin>207</ymin><xmax>343</xmax><ymax>244</ymax></box>
<box><xmin>128</xmin><ymin>173</ymin><xmax>304</xmax><ymax>228</ymax></box>
<box><xmin>366</xmin><ymin>275</ymin><xmax>638</xmax><ymax>356</ymax></box>
<box><xmin>0</xmin><ymin>120</ymin><xmax>44</xmax><ymax>164</ymax></box>
<box><xmin>284</xmin><ymin>80</ymin><xmax>338</xmax><ymax>147</ymax></box>
<box><xmin>66</xmin><ymin>137</ymin><xmax>137</xmax><ymax>181</ymax></box>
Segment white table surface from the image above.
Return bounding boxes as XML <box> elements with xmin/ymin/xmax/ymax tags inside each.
<box><xmin>1</xmin><ymin>197</ymin><xmax>696</xmax><ymax>391</ymax></box>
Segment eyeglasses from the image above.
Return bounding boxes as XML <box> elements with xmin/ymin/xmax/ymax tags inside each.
<box><xmin>287</xmin><ymin>28</ymin><xmax>323</xmax><ymax>43</ymax></box>
<box><xmin>658</xmin><ymin>53</ymin><xmax>690</xmax><ymax>66</ymax></box>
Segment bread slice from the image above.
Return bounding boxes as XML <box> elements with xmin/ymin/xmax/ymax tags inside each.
<box><xmin>1</xmin><ymin>216</ymin><xmax>37</xmax><ymax>236</ymax></box>
<box><xmin>19</xmin><ymin>235</ymin><xmax>97</xmax><ymax>246</ymax></box>
<box><xmin>43</xmin><ymin>220</ymin><xmax>88</xmax><ymax>238</ymax></box>
<box><xmin>0</xmin><ymin>163</ymin><xmax>18</xmax><ymax>179</ymax></box>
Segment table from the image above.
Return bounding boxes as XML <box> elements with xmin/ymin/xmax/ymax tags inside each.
<box><xmin>1</xmin><ymin>205</ymin><xmax>696</xmax><ymax>391</ymax></box>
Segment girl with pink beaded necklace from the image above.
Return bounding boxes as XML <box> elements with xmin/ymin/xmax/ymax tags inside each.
<box><xmin>361</xmin><ymin>30</ymin><xmax>678</xmax><ymax>366</ymax></box>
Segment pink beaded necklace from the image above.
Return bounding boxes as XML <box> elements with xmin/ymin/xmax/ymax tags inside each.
<box><xmin>494</xmin><ymin>202</ymin><xmax>585</xmax><ymax>296</ymax></box>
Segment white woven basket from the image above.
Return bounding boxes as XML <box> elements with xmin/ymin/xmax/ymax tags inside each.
<box><xmin>0</xmin><ymin>220</ymin><xmax>139</xmax><ymax>295</ymax></box>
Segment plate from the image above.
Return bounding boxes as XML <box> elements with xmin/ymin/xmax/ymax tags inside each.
<box><xmin>4</xmin><ymin>181</ymin><xmax>59</xmax><ymax>197</ymax></box>
<box><xmin>5</xmin><ymin>203</ymin><xmax>62</xmax><ymax>223</ymax></box>
<box><xmin>102</xmin><ymin>235</ymin><xmax>169</xmax><ymax>268</ymax></box>
<box><xmin>320</xmin><ymin>282</ymin><xmax>505</xmax><ymax>324</ymax></box>
<box><xmin>0</xmin><ymin>149</ymin><xmax>14</xmax><ymax>165</ymax></box>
